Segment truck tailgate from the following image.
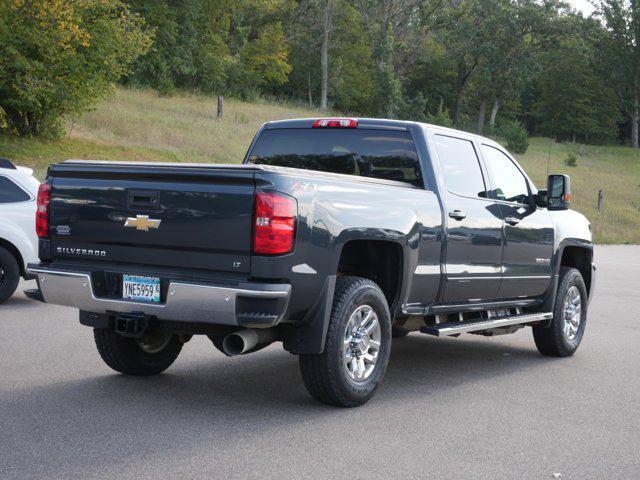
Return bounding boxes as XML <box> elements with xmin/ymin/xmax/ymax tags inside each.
<box><xmin>47</xmin><ymin>162</ymin><xmax>256</xmax><ymax>273</ymax></box>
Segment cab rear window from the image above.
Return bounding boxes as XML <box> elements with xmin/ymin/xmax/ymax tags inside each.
<box><xmin>248</xmin><ymin>129</ymin><xmax>423</xmax><ymax>186</ymax></box>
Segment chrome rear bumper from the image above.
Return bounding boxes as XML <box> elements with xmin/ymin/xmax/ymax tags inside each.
<box><xmin>27</xmin><ymin>266</ymin><xmax>290</xmax><ymax>327</ymax></box>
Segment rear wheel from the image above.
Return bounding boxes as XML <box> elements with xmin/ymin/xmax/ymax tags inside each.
<box><xmin>533</xmin><ymin>267</ymin><xmax>587</xmax><ymax>357</ymax></box>
<box><xmin>0</xmin><ymin>246</ymin><xmax>20</xmax><ymax>304</ymax></box>
<box><xmin>93</xmin><ymin>328</ymin><xmax>183</xmax><ymax>375</ymax></box>
<box><xmin>299</xmin><ymin>276</ymin><xmax>392</xmax><ymax>407</ymax></box>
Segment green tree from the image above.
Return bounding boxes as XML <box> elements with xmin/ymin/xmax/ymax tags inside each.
<box><xmin>282</xmin><ymin>0</ymin><xmax>323</xmax><ymax>107</ymax></box>
<box><xmin>596</xmin><ymin>0</ymin><xmax>640</xmax><ymax>147</ymax></box>
<box><xmin>241</xmin><ymin>22</ymin><xmax>292</xmax><ymax>87</ymax></box>
<box><xmin>127</xmin><ymin>0</ymin><xmax>236</xmax><ymax>94</ymax></box>
<box><xmin>403</xmin><ymin>38</ymin><xmax>457</xmax><ymax>122</ymax></box>
<box><xmin>125</xmin><ymin>1</ymin><xmax>181</xmax><ymax>94</ymax></box>
<box><xmin>126</xmin><ymin>0</ymin><xmax>293</xmax><ymax>97</ymax></box>
<box><xmin>535</xmin><ymin>33</ymin><xmax>619</xmax><ymax>144</ymax></box>
<box><xmin>284</xmin><ymin>0</ymin><xmax>376</xmax><ymax>113</ymax></box>
<box><xmin>473</xmin><ymin>0</ymin><xmax>557</xmax><ymax>133</ymax></box>
<box><xmin>438</xmin><ymin>0</ymin><xmax>495</xmax><ymax>125</ymax></box>
<box><xmin>0</xmin><ymin>0</ymin><xmax>151</xmax><ymax>137</ymax></box>
<box><xmin>355</xmin><ymin>0</ymin><xmax>450</xmax><ymax>117</ymax></box>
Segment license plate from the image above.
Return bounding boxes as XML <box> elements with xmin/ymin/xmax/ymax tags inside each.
<box><xmin>122</xmin><ymin>275</ymin><xmax>161</xmax><ymax>303</ymax></box>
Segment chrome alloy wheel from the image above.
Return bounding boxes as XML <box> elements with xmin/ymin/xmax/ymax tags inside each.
<box><xmin>136</xmin><ymin>331</ymin><xmax>173</xmax><ymax>354</ymax></box>
<box><xmin>343</xmin><ymin>305</ymin><xmax>381</xmax><ymax>382</ymax></box>
<box><xmin>562</xmin><ymin>285</ymin><xmax>582</xmax><ymax>342</ymax></box>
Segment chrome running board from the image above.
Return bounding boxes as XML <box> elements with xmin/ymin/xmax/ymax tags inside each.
<box><xmin>420</xmin><ymin>312</ymin><xmax>553</xmax><ymax>337</ymax></box>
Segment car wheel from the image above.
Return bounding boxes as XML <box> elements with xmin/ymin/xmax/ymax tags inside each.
<box><xmin>93</xmin><ymin>328</ymin><xmax>183</xmax><ymax>375</ymax></box>
<box><xmin>0</xmin><ymin>246</ymin><xmax>20</xmax><ymax>304</ymax></box>
<box><xmin>533</xmin><ymin>267</ymin><xmax>587</xmax><ymax>357</ymax></box>
<box><xmin>299</xmin><ymin>276</ymin><xmax>392</xmax><ymax>407</ymax></box>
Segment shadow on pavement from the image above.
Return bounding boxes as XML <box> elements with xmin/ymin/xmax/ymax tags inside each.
<box><xmin>0</xmin><ymin>332</ymin><xmax>553</xmax><ymax>477</ymax></box>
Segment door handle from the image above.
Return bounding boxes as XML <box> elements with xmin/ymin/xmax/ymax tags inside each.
<box><xmin>127</xmin><ymin>190</ymin><xmax>160</xmax><ymax>209</ymax></box>
<box><xmin>504</xmin><ymin>216</ymin><xmax>520</xmax><ymax>226</ymax></box>
<box><xmin>448</xmin><ymin>210</ymin><xmax>466</xmax><ymax>221</ymax></box>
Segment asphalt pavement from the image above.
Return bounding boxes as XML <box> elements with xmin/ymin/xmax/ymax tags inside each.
<box><xmin>1</xmin><ymin>245</ymin><xmax>639</xmax><ymax>479</ymax></box>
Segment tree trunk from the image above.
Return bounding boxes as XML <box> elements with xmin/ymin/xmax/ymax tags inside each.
<box><xmin>489</xmin><ymin>98</ymin><xmax>500</xmax><ymax>127</ymax></box>
<box><xmin>320</xmin><ymin>0</ymin><xmax>334</xmax><ymax>111</ymax></box>
<box><xmin>632</xmin><ymin>89</ymin><xmax>639</xmax><ymax>148</ymax></box>
<box><xmin>454</xmin><ymin>91</ymin><xmax>463</xmax><ymax>124</ymax></box>
<box><xmin>477</xmin><ymin>97</ymin><xmax>488</xmax><ymax>134</ymax></box>
<box><xmin>307</xmin><ymin>69</ymin><xmax>313</xmax><ymax>108</ymax></box>
<box><xmin>454</xmin><ymin>59</ymin><xmax>468</xmax><ymax>124</ymax></box>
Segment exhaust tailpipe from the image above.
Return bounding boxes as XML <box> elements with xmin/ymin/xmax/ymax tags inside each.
<box><xmin>222</xmin><ymin>329</ymin><xmax>276</xmax><ymax>356</ymax></box>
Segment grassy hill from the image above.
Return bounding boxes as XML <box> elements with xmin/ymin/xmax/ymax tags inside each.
<box><xmin>1</xmin><ymin>87</ymin><xmax>638</xmax><ymax>244</ymax></box>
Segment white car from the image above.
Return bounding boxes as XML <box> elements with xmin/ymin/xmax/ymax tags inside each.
<box><xmin>0</xmin><ymin>158</ymin><xmax>40</xmax><ymax>303</ymax></box>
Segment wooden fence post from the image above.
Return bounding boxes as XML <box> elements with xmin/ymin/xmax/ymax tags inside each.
<box><xmin>217</xmin><ymin>96</ymin><xmax>223</xmax><ymax>118</ymax></box>
<box><xmin>597</xmin><ymin>189</ymin><xmax>603</xmax><ymax>211</ymax></box>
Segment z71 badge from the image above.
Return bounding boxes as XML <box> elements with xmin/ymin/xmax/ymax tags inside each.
<box><xmin>55</xmin><ymin>225</ymin><xmax>71</xmax><ymax>236</ymax></box>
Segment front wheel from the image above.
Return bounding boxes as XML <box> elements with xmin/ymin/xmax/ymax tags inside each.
<box><xmin>94</xmin><ymin>328</ymin><xmax>183</xmax><ymax>375</ymax></box>
<box><xmin>533</xmin><ymin>267</ymin><xmax>587</xmax><ymax>357</ymax></box>
<box><xmin>299</xmin><ymin>276</ymin><xmax>392</xmax><ymax>407</ymax></box>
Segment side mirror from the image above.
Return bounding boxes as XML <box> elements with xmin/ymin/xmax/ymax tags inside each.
<box><xmin>547</xmin><ymin>174</ymin><xmax>571</xmax><ymax>210</ymax></box>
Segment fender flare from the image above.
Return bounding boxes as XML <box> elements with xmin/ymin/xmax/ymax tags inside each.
<box><xmin>533</xmin><ymin>238</ymin><xmax>593</xmax><ymax>324</ymax></box>
<box><xmin>284</xmin><ymin>234</ymin><xmax>412</xmax><ymax>354</ymax></box>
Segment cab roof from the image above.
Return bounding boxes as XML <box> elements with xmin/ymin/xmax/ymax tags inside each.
<box><xmin>262</xmin><ymin>117</ymin><xmax>501</xmax><ymax>146</ymax></box>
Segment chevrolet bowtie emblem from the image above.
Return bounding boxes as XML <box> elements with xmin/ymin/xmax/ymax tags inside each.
<box><xmin>124</xmin><ymin>215</ymin><xmax>161</xmax><ymax>231</ymax></box>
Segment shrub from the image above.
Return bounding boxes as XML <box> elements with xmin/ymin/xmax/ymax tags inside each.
<box><xmin>397</xmin><ymin>92</ymin><xmax>428</xmax><ymax>122</ymax></box>
<box><xmin>426</xmin><ymin>100</ymin><xmax>454</xmax><ymax>128</ymax></box>
<box><xmin>499</xmin><ymin>121</ymin><xmax>529</xmax><ymax>154</ymax></box>
<box><xmin>0</xmin><ymin>0</ymin><xmax>152</xmax><ymax>137</ymax></box>
<box><xmin>564</xmin><ymin>153</ymin><xmax>578</xmax><ymax>167</ymax></box>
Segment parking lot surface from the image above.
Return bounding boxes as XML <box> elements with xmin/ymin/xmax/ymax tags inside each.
<box><xmin>1</xmin><ymin>245</ymin><xmax>639</xmax><ymax>479</ymax></box>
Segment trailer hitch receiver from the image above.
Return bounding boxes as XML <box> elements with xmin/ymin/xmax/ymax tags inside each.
<box><xmin>114</xmin><ymin>312</ymin><xmax>149</xmax><ymax>338</ymax></box>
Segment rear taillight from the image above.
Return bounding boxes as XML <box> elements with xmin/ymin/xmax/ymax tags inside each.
<box><xmin>253</xmin><ymin>192</ymin><xmax>296</xmax><ymax>255</ymax></box>
<box><xmin>312</xmin><ymin>118</ymin><xmax>358</xmax><ymax>128</ymax></box>
<box><xmin>36</xmin><ymin>183</ymin><xmax>51</xmax><ymax>238</ymax></box>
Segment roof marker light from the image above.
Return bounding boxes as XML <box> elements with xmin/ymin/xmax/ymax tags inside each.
<box><xmin>312</xmin><ymin>118</ymin><xmax>358</xmax><ymax>128</ymax></box>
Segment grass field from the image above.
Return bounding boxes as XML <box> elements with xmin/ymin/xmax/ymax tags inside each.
<box><xmin>1</xmin><ymin>87</ymin><xmax>638</xmax><ymax>244</ymax></box>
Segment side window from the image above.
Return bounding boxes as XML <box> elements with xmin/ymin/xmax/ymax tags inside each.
<box><xmin>481</xmin><ymin>145</ymin><xmax>530</xmax><ymax>204</ymax></box>
<box><xmin>434</xmin><ymin>135</ymin><xmax>487</xmax><ymax>198</ymax></box>
<box><xmin>0</xmin><ymin>177</ymin><xmax>30</xmax><ymax>204</ymax></box>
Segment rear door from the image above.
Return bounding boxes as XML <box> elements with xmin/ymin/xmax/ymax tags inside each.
<box><xmin>430</xmin><ymin>134</ymin><xmax>504</xmax><ymax>303</ymax></box>
<box><xmin>49</xmin><ymin>164</ymin><xmax>256</xmax><ymax>273</ymax></box>
<box><xmin>479</xmin><ymin>144</ymin><xmax>554</xmax><ymax>298</ymax></box>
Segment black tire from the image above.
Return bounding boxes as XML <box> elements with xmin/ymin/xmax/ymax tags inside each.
<box><xmin>533</xmin><ymin>267</ymin><xmax>587</xmax><ymax>357</ymax></box>
<box><xmin>0</xmin><ymin>246</ymin><xmax>20</xmax><ymax>304</ymax></box>
<box><xmin>392</xmin><ymin>325</ymin><xmax>410</xmax><ymax>338</ymax></box>
<box><xmin>93</xmin><ymin>328</ymin><xmax>183</xmax><ymax>376</ymax></box>
<box><xmin>299</xmin><ymin>276</ymin><xmax>392</xmax><ymax>407</ymax></box>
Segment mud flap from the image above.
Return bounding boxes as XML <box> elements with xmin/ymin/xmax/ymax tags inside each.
<box><xmin>283</xmin><ymin>275</ymin><xmax>336</xmax><ymax>355</ymax></box>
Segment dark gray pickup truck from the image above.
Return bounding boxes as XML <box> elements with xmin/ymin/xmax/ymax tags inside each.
<box><xmin>27</xmin><ymin>118</ymin><xmax>595</xmax><ymax>407</ymax></box>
